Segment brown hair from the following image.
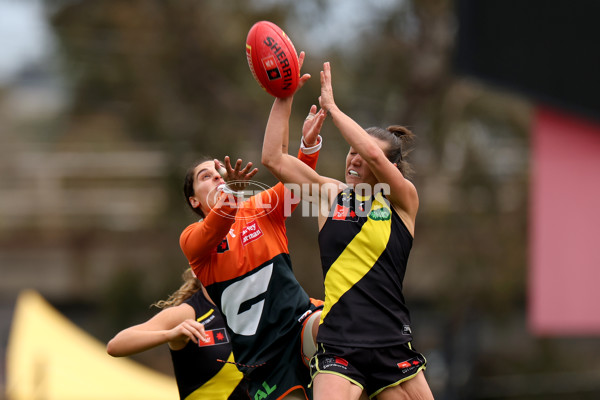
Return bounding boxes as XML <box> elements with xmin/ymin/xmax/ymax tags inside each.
<box><xmin>365</xmin><ymin>125</ymin><xmax>415</xmax><ymax>179</ymax></box>
<box><xmin>152</xmin><ymin>268</ymin><xmax>202</xmax><ymax>309</ymax></box>
<box><xmin>182</xmin><ymin>157</ymin><xmax>215</xmax><ymax>218</ymax></box>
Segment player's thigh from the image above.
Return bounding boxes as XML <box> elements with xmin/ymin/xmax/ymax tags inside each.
<box><xmin>313</xmin><ymin>373</ymin><xmax>363</xmax><ymax>400</ymax></box>
<box><xmin>377</xmin><ymin>371</ymin><xmax>434</xmax><ymax>400</ymax></box>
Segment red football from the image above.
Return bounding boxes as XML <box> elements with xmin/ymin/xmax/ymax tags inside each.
<box><xmin>246</xmin><ymin>21</ymin><xmax>300</xmax><ymax>98</ymax></box>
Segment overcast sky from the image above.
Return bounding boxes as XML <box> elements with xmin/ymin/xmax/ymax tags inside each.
<box><xmin>0</xmin><ymin>0</ymin><xmax>53</xmax><ymax>83</ymax></box>
<box><xmin>0</xmin><ymin>0</ymin><xmax>406</xmax><ymax>84</ymax></box>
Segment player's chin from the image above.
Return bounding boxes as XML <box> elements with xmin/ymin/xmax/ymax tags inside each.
<box><xmin>345</xmin><ymin>174</ymin><xmax>359</xmax><ymax>185</ymax></box>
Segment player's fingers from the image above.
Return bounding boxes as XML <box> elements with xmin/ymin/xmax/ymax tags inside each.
<box><xmin>214</xmin><ymin>159</ymin><xmax>227</xmax><ymax>178</ymax></box>
<box><xmin>305</xmin><ymin>105</ymin><xmax>318</xmax><ymax>121</ymax></box>
<box><xmin>246</xmin><ymin>168</ymin><xmax>259</xmax><ymax>179</ymax></box>
<box><xmin>185</xmin><ymin>320</ymin><xmax>208</xmax><ymax>342</ymax></box>
<box><xmin>233</xmin><ymin>158</ymin><xmax>243</xmax><ymax>173</ymax></box>
<box><xmin>322</xmin><ymin>62</ymin><xmax>332</xmax><ymax>86</ymax></box>
<box><xmin>240</xmin><ymin>162</ymin><xmax>254</xmax><ymax>175</ymax></box>
<box><xmin>193</xmin><ymin>324</ymin><xmax>208</xmax><ymax>342</ymax></box>
<box><xmin>315</xmin><ymin>109</ymin><xmax>327</xmax><ymax>122</ymax></box>
<box><xmin>297</xmin><ymin>73</ymin><xmax>311</xmax><ymax>90</ymax></box>
<box><xmin>315</xmin><ymin>110</ymin><xmax>327</xmax><ymax>128</ymax></box>
<box><xmin>177</xmin><ymin>323</ymin><xmax>198</xmax><ymax>344</ymax></box>
<box><xmin>298</xmin><ymin>51</ymin><xmax>306</xmax><ymax>69</ymax></box>
<box><xmin>223</xmin><ymin>155</ymin><xmax>234</xmax><ymax>172</ymax></box>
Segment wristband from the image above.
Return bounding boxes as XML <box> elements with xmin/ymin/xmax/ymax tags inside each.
<box><xmin>300</xmin><ymin>135</ymin><xmax>322</xmax><ymax>155</ymax></box>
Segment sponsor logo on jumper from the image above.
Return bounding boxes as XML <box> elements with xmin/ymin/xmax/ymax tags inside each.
<box><xmin>216</xmin><ymin>238</ymin><xmax>229</xmax><ymax>253</ymax></box>
<box><xmin>331</xmin><ymin>204</ymin><xmax>359</xmax><ymax>221</ymax></box>
<box><xmin>332</xmin><ymin>204</ymin><xmax>350</xmax><ymax>220</ymax></box>
<box><xmin>197</xmin><ymin>314</ymin><xmax>215</xmax><ymax>326</ymax></box>
<box><xmin>402</xmin><ymin>325</ymin><xmax>412</xmax><ymax>335</ymax></box>
<box><xmin>198</xmin><ymin>328</ymin><xmax>229</xmax><ymax>346</ymax></box>
<box><xmin>241</xmin><ymin>220</ymin><xmax>263</xmax><ymax>245</ymax></box>
<box><xmin>253</xmin><ymin>381</ymin><xmax>277</xmax><ymax>400</ymax></box>
<box><xmin>368</xmin><ymin>206</ymin><xmax>391</xmax><ymax>221</ymax></box>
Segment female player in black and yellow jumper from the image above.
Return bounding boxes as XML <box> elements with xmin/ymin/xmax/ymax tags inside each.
<box><xmin>261</xmin><ymin>62</ymin><xmax>434</xmax><ymax>400</ymax></box>
<box><xmin>107</xmin><ymin>268</ymin><xmax>248</xmax><ymax>400</ymax></box>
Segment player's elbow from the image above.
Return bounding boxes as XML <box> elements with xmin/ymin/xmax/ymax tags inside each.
<box><xmin>261</xmin><ymin>150</ymin><xmax>280</xmax><ymax>172</ymax></box>
<box><xmin>363</xmin><ymin>141</ymin><xmax>386</xmax><ymax>164</ymax></box>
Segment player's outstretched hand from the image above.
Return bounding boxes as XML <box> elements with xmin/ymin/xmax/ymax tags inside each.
<box><xmin>303</xmin><ymin>104</ymin><xmax>327</xmax><ymax>147</ymax></box>
<box><xmin>216</xmin><ymin>156</ymin><xmax>258</xmax><ymax>192</ymax></box>
<box><xmin>319</xmin><ymin>62</ymin><xmax>337</xmax><ymax>113</ymax></box>
<box><xmin>295</xmin><ymin>51</ymin><xmax>311</xmax><ymax>92</ymax></box>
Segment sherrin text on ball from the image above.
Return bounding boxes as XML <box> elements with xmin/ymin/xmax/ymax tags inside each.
<box><xmin>245</xmin><ymin>21</ymin><xmax>300</xmax><ymax>98</ymax></box>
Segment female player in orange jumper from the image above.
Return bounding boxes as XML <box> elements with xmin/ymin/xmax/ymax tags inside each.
<box><xmin>180</xmin><ymin>52</ymin><xmax>324</xmax><ymax>400</ymax></box>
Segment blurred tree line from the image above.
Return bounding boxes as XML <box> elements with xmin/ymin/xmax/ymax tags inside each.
<box><xmin>28</xmin><ymin>0</ymin><xmax>598</xmax><ymax>398</ymax></box>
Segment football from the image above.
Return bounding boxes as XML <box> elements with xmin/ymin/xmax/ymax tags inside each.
<box><xmin>246</xmin><ymin>21</ymin><xmax>300</xmax><ymax>98</ymax></box>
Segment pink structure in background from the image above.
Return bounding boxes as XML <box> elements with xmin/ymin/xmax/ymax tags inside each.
<box><xmin>529</xmin><ymin>106</ymin><xmax>600</xmax><ymax>335</ymax></box>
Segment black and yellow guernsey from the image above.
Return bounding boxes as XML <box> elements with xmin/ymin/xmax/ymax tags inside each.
<box><xmin>170</xmin><ymin>291</ymin><xmax>243</xmax><ymax>400</ymax></box>
<box><xmin>317</xmin><ymin>188</ymin><xmax>415</xmax><ymax>347</ymax></box>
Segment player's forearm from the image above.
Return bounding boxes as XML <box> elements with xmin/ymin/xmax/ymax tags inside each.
<box><xmin>262</xmin><ymin>97</ymin><xmax>293</xmax><ymax>170</ymax></box>
<box><xmin>180</xmin><ymin>201</ymin><xmax>237</xmax><ymax>263</ymax></box>
<box><xmin>107</xmin><ymin>328</ymin><xmax>170</xmax><ymax>357</ymax></box>
<box><xmin>329</xmin><ymin>107</ymin><xmax>383</xmax><ymax>162</ymax></box>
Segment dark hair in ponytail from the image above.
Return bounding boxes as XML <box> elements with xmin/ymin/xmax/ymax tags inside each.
<box><xmin>365</xmin><ymin>125</ymin><xmax>415</xmax><ymax>178</ymax></box>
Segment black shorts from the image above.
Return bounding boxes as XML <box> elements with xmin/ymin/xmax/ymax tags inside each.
<box><xmin>245</xmin><ymin>303</ymin><xmax>322</xmax><ymax>400</ymax></box>
<box><xmin>246</xmin><ymin>337</ymin><xmax>310</xmax><ymax>400</ymax></box>
<box><xmin>309</xmin><ymin>341</ymin><xmax>427</xmax><ymax>398</ymax></box>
